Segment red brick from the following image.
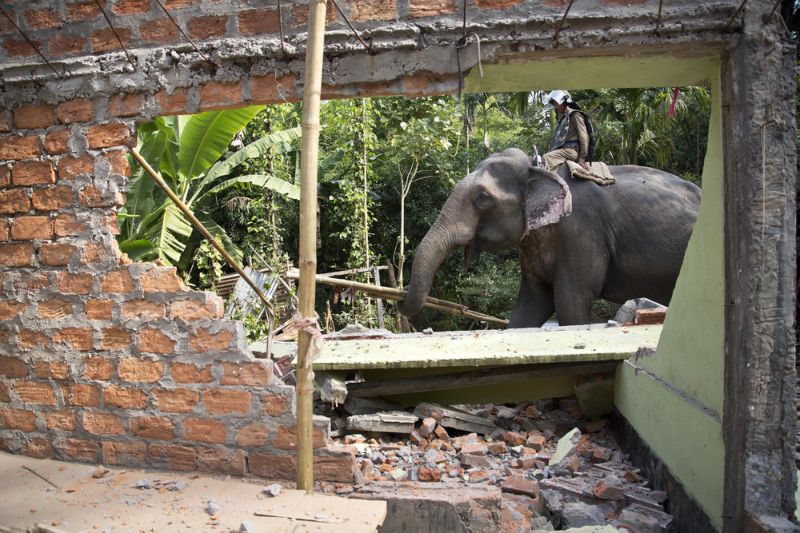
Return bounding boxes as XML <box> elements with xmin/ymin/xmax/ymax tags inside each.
<box><xmin>100</xmin><ymin>269</ymin><xmax>133</xmax><ymax>293</ymax></box>
<box><xmin>83</xmin><ymin>356</ymin><xmax>115</xmax><ymax>379</ymax></box>
<box><xmin>57</xmin><ymin>100</ymin><xmax>95</xmax><ymax>124</ymax></box>
<box><xmin>0</xmin><ymin>301</ymin><xmax>25</xmax><ymax>320</ymax></box>
<box><xmin>147</xmin><ymin>443</ymin><xmax>195</xmax><ymax>470</ymax></box>
<box><xmin>635</xmin><ymin>307</ymin><xmax>667</xmax><ymax>325</ymax></box>
<box><xmin>0</xmin><ymin>218</ymin><xmax>7</xmax><ymax>241</ymax></box>
<box><xmin>56</xmin><ymin>272</ymin><xmax>94</xmax><ymax>294</ymax></box>
<box><xmin>32</xmin><ymin>360</ymin><xmax>70</xmax><ymax>380</ymax></box>
<box><xmin>83</xmin><ymin>412</ymin><xmax>124</xmax><ymax>435</ymax></box>
<box><xmin>102</xmin><ymin>440</ymin><xmax>146</xmax><ymax>465</ymax></box>
<box><xmin>0</xmin><ymin>355</ymin><xmax>28</xmax><ymax>378</ymax></box>
<box><xmin>291</xmin><ymin>2</ymin><xmax>337</xmax><ymax>27</ymax></box>
<box><xmin>88</xmin><ymin>123</ymin><xmax>133</xmax><ymax>149</ymax></box>
<box><xmin>0</xmin><ymin>243</ymin><xmax>33</xmax><ymax>266</ymax></box>
<box><xmin>13</xmin><ymin>104</ymin><xmax>55</xmax><ymax>130</ymax></box>
<box><xmin>15</xmin><ymin>381</ymin><xmax>57</xmax><ymax>405</ymax></box>
<box><xmin>45</xmin><ymin>410</ymin><xmax>76</xmax><ymax>430</ymax></box>
<box><xmin>157</xmin><ymin>88</ymin><xmax>190</xmax><ymax>115</ymax></box>
<box><xmin>140</xmin><ymin>18</ymin><xmax>180</xmax><ymax>44</ymax></box>
<box><xmin>118</xmin><ymin>357</ymin><xmax>164</xmax><ymax>383</ymax></box>
<box><xmin>99</xmin><ymin>326</ymin><xmax>132</xmax><ymax>350</ymax></box>
<box><xmin>131</xmin><ymin>416</ymin><xmax>175</xmax><ymax>440</ymax></box>
<box><xmin>81</xmin><ymin>242</ymin><xmax>106</xmax><ymax>263</ymax></box>
<box><xmin>0</xmin><ymin>165</ymin><xmax>9</xmax><ymax>187</ymax></box>
<box><xmin>164</xmin><ymin>0</ymin><xmax>194</xmax><ymax>8</ymax></box>
<box><xmin>199</xmin><ymin>81</ymin><xmax>243</xmax><ymax>111</ymax></box>
<box><xmin>3</xmin><ymin>39</ymin><xmax>39</xmax><ymax>58</ymax></box>
<box><xmin>112</xmin><ymin>0</ymin><xmax>150</xmax><ymax>14</ymax></box>
<box><xmin>102</xmin><ymin>213</ymin><xmax>121</xmax><ymax>235</ymax></box>
<box><xmin>54</xmin><ymin>327</ymin><xmax>93</xmax><ymax>351</ymax></box>
<box><xmin>235</xmin><ymin>422</ymin><xmax>268</xmax><ymax>446</ymax></box>
<box><xmin>0</xmin><ymin>136</ymin><xmax>40</xmax><ymax>160</ymax></box>
<box><xmin>475</xmin><ymin>0</ymin><xmax>523</xmax><ymax>6</ymax></box>
<box><xmin>197</xmin><ymin>446</ymin><xmax>246</xmax><ymax>475</ymax></box>
<box><xmin>238</xmin><ymin>9</ymin><xmax>280</xmax><ymax>35</ymax></box>
<box><xmin>250</xmin><ymin>74</ymin><xmax>298</xmax><ymax>104</ymax></box>
<box><xmin>121</xmin><ymin>300</ymin><xmax>165</xmax><ymax>321</ymax></box>
<box><xmin>221</xmin><ymin>361</ymin><xmax>271</xmax><ymax>386</ymax></box>
<box><xmin>0</xmin><ymin>382</ymin><xmax>9</xmax><ymax>402</ymax></box>
<box><xmin>189</xmin><ymin>328</ymin><xmax>233</xmax><ymax>353</ymax></box>
<box><xmin>0</xmin><ymin>114</ymin><xmax>9</xmax><ymax>133</ymax></box>
<box><xmin>26</xmin><ymin>437</ymin><xmax>55</xmax><ymax>458</ymax></box>
<box><xmin>105</xmin><ymin>150</ymin><xmax>131</xmax><ymax>176</ymax></box>
<box><xmin>152</xmin><ymin>388</ymin><xmax>198</xmax><ymax>413</ymax></box>
<box><xmin>25</xmin><ymin>8</ymin><xmax>61</xmax><ymax>29</ymax></box>
<box><xmin>170</xmin><ymin>363</ymin><xmax>213</xmax><ymax>384</ymax></box>
<box><xmin>17</xmin><ymin>330</ymin><xmax>49</xmax><ymax>351</ymax></box>
<box><xmin>169</xmin><ymin>298</ymin><xmax>223</xmax><ymax>321</ymax></box>
<box><xmin>249</xmin><ymin>452</ymin><xmax>355</xmax><ymax>483</ymax></box>
<box><xmin>32</xmin><ymin>186</ymin><xmax>74</xmax><ymax>211</ymax></box>
<box><xmin>92</xmin><ymin>27</ymin><xmax>132</xmax><ymax>54</ymax></box>
<box><xmin>0</xmin><ymin>189</ymin><xmax>30</xmax><ymax>214</ymax></box>
<box><xmin>67</xmin><ymin>1</ymin><xmax>106</xmax><ymax>21</ymax></box>
<box><xmin>78</xmin><ymin>183</ymin><xmax>123</xmax><ymax>208</ymax></box>
<box><xmin>0</xmin><ymin>408</ymin><xmax>37</xmax><ymax>430</ymax></box>
<box><xmin>12</xmin><ymin>161</ymin><xmax>55</xmax><ymax>186</ymax></box>
<box><xmin>137</xmin><ymin>329</ymin><xmax>175</xmax><ymax>355</ymax></box>
<box><xmin>409</xmin><ymin>0</ymin><xmax>456</xmax><ymax>17</ymax></box>
<box><xmin>84</xmin><ymin>299</ymin><xmax>113</xmax><ymax>320</ymax></box>
<box><xmin>184</xmin><ymin>418</ymin><xmax>226</xmax><ymax>444</ymax></box>
<box><xmin>188</xmin><ymin>15</ymin><xmax>228</xmax><ymax>40</ymax></box>
<box><xmin>39</xmin><ymin>243</ymin><xmax>77</xmax><ymax>265</ymax></box>
<box><xmin>261</xmin><ymin>393</ymin><xmax>291</xmax><ymax>416</ymax></box>
<box><xmin>103</xmin><ymin>384</ymin><xmax>148</xmax><ymax>409</ymax></box>
<box><xmin>37</xmin><ymin>297</ymin><xmax>73</xmax><ymax>319</ymax></box>
<box><xmin>139</xmin><ymin>267</ymin><xmax>184</xmax><ymax>292</ymax></box>
<box><xmin>11</xmin><ymin>215</ymin><xmax>53</xmax><ymax>240</ymax></box>
<box><xmin>351</xmin><ymin>0</ymin><xmax>397</xmax><ymax>21</ymax></box>
<box><xmin>48</xmin><ymin>33</ymin><xmax>87</xmax><ymax>58</ymax></box>
<box><xmin>43</xmin><ymin>129</ymin><xmax>70</xmax><ymax>155</ymax></box>
<box><xmin>273</xmin><ymin>424</ymin><xmax>327</xmax><ymax>450</ymax></box>
<box><xmin>109</xmin><ymin>94</ymin><xmax>143</xmax><ymax>118</ymax></box>
<box><xmin>57</xmin><ymin>154</ymin><xmax>94</xmax><ymax>179</ymax></box>
<box><xmin>59</xmin><ymin>438</ymin><xmax>99</xmax><ymax>461</ymax></box>
<box><xmin>203</xmin><ymin>389</ymin><xmax>251</xmax><ymax>415</ymax></box>
<box><xmin>66</xmin><ymin>383</ymin><xmax>100</xmax><ymax>406</ymax></box>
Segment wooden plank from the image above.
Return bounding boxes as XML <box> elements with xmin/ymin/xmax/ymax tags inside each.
<box><xmin>311</xmin><ymin>324</ymin><xmax>662</xmax><ymax>371</ymax></box>
<box><xmin>348</xmin><ymin>361</ymin><xmax>618</xmax><ymax>398</ymax></box>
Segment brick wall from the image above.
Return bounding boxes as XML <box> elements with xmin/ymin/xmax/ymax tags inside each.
<box><xmin>0</xmin><ymin>0</ymin><xmax>740</xmax><ymax>482</ymax></box>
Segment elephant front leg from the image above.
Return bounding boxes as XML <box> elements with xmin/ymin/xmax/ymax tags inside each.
<box><xmin>509</xmin><ymin>277</ymin><xmax>554</xmax><ymax>328</ymax></box>
<box><xmin>553</xmin><ymin>279</ymin><xmax>594</xmax><ymax>326</ymax></box>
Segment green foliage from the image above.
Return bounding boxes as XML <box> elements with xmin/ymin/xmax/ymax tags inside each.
<box><xmin>119</xmin><ymin>107</ymin><xmax>301</xmax><ymax>276</ymax></box>
<box><xmin>194</xmin><ymin>240</ymin><xmax>225</xmax><ymax>290</ymax></box>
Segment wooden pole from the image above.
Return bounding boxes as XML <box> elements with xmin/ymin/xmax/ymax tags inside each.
<box><xmin>130</xmin><ymin>149</ymin><xmax>275</xmax><ymax>317</ymax></box>
<box><xmin>285</xmin><ymin>269</ymin><xmax>509</xmax><ymax>327</ymax></box>
<box><xmin>296</xmin><ymin>0</ymin><xmax>326</xmax><ymax>493</ymax></box>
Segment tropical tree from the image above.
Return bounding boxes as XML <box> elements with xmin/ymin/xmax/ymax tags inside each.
<box><xmin>119</xmin><ymin>106</ymin><xmax>301</xmax><ymax>274</ymax></box>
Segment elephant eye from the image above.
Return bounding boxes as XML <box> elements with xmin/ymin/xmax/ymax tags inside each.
<box><xmin>474</xmin><ymin>191</ymin><xmax>494</xmax><ymax>209</ymax></box>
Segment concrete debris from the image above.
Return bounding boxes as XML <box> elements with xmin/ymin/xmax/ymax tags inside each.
<box><xmin>205</xmin><ymin>500</ymin><xmax>220</xmax><ymax>516</ymax></box>
<box><xmin>92</xmin><ymin>466</ymin><xmax>109</xmax><ymax>479</ymax></box>
<box><xmin>238</xmin><ymin>521</ymin><xmax>256</xmax><ymax>533</ymax></box>
<box><xmin>262</xmin><ymin>483</ymin><xmax>282</xmax><ymax>497</ymax></box>
<box><xmin>347</xmin><ymin>412</ymin><xmax>418</xmax><ymax>433</ymax></box>
<box><xmin>328</xmin><ymin>396</ymin><xmax>673</xmax><ymax>531</ymax></box>
<box><xmin>133</xmin><ymin>478</ymin><xmax>187</xmax><ymax>492</ymax></box>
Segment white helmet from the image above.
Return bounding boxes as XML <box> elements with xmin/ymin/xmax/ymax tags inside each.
<box><xmin>545</xmin><ymin>89</ymin><xmax>571</xmax><ymax>108</ymax></box>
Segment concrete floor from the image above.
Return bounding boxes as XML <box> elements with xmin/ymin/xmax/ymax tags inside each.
<box><xmin>0</xmin><ymin>452</ymin><xmax>386</xmax><ymax>532</ymax></box>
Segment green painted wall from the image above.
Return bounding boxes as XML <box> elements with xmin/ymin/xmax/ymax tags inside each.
<box><xmin>465</xmin><ymin>53</ymin><xmax>725</xmax><ymax>528</ymax></box>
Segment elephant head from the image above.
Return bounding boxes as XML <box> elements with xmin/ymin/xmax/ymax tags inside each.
<box><xmin>399</xmin><ymin>148</ymin><xmax>572</xmax><ymax>317</ymax></box>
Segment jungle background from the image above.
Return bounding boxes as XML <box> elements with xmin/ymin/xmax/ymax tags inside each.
<box><xmin>120</xmin><ymin>88</ymin><xmax>711</xmax><ymax>337</ymax></box>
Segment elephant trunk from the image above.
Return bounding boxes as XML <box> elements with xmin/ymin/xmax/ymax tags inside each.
<box><xmin>399</xmin><ymin>189</ymin><xmax>476</xmax><ymax>317</ymax></box>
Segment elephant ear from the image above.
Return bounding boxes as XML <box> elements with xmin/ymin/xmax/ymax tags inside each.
<box><xmin>523</xmin><ymin>167</ymin><xmax>573</xmax><ymax>235</ymax></box>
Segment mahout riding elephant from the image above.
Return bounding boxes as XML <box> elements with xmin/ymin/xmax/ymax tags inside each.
<box><xmin>398</xmin><ymin>148</ymin><xmax>701</xmax><ymax>328</ymax></box>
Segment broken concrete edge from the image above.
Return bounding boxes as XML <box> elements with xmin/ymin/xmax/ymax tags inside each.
<box><xmin>609</xmin><ymin>410</ymin><xmax>717</xmax><ymax>531</ymax></box>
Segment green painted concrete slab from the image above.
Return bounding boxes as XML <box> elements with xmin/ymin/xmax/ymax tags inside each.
<box><xmin>309</xmin><ymin>324</ymin><xmax>662</xmax><ymax>371</ymax></box>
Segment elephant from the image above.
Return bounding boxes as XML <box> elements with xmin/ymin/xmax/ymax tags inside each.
<box><xmin>398</xmin><ymin>148</ymin><xmax>701</xmax><ymax>328</ymax></box>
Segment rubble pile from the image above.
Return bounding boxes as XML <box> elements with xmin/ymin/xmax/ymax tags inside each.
<box><xmin>325</xmin><ymin>398</ymin><xmax>673</xmax><ymax>531</ymax></box>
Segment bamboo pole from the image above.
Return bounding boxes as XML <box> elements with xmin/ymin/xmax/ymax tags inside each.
<box><xmin>130</xmin><ymin>149</ymin><xmax>275</xmax><ymax>317</ymax></box>
<box><xmin>285</xmin><ymin>269</ymin><xmax>509</xmax><ymax>327</ymax></box>
<box><xmin>296</xmin><ymin>0</ymin><xmax>326</xmax><ymax>493</ymax></box>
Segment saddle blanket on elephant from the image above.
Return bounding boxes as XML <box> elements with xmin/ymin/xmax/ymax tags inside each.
<box><xmin>565</xmin><ymin>160</ymin><xmax>616</xmax><ymax>185</ymax></box>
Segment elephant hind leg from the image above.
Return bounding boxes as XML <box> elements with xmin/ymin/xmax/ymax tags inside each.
<box><xmin>553</xmin><ymin>284</ymin><xmax>594</xmax><ymax>325</ymax></box>
<box><xmin>509</xmin><ymin>277</ymin><xmax>554</xmax><ymax>328</ymax></box>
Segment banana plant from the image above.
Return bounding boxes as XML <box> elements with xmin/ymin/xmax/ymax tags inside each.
<box><xmin>118</xmin><ymin>106</ymin><xmax>301</xmax><ymax>271</ymax></box>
